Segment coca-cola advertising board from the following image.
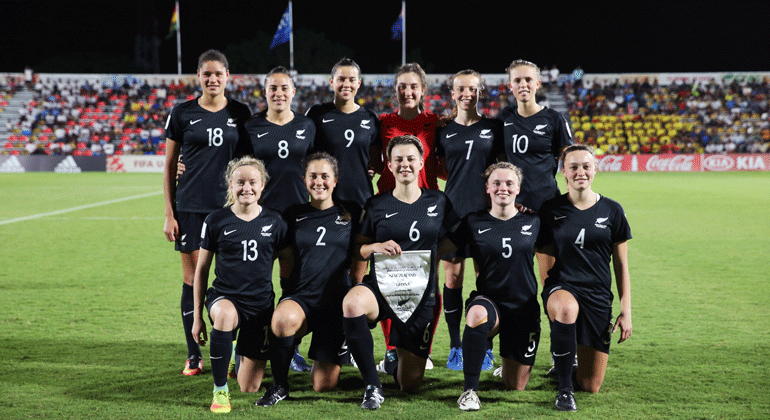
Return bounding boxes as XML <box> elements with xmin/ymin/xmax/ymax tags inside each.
<box><xmin>595</xmin><ymin>154</ymin><xmax>770</xmax><ymax>172</ymax></box>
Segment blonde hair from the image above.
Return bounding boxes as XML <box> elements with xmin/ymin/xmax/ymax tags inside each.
<box><xmin>449</xmin><ymin>69</ymin><xmax>484</xmax><ymax>120</ymax></box>
<box><xmin>506</xmin><ymin>59</ymin><xmax>541</xmax><ymax>82</ymax></box>
<box><xmin>224</xmin><ymin>156</ymin><xmax>269</xmax><ymax>206</ymax></box>
<box><xmin>483</xmin><ymin>161</ymin><xmax>523</xmax><ymax>186</ymax></box>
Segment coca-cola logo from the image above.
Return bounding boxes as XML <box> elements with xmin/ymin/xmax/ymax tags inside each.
<box><xmin>646</xmin><ymin>155</ymin><xmax>694</xmax><ymax>172</ymax></box>
<box><xmin>703</xmin><ymin>155</ymin><xmax>734</xmax><ymax>171</ymax></box>
<box><xmin>597</xmin><ymin>155</ymin><xmax>624</xmax><ymax>172</ymax></box>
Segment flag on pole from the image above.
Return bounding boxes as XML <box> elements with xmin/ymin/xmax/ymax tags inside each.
<box><xmin>391</xmin><ymin>5</ymin><xmax>404</xmax><ymax>40</ymax></box>
<box><xmin>271</xmin><ymin>4</ymin><xmax>292</xmax><ymax>49</ymax></box>
<box><xmin>166</xmin><ymin>2</ymin><xmax>179</xmax><ymax>40</ymax></box>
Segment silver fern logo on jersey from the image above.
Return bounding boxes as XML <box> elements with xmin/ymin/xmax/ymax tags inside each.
<box><xmin>534</xmin><ymin>124</ymin><xmax>548</xmax><ymax>135</ymax></box>
<box><xmin>427</xmin><ymin>205</ymin><xmax>438</xmax><ymax>217</ymax></box>
<box><xmin>480</xmin><ymin>129</ymin><xmax>492</xmax><ymax>139</ymax></box>
<box><xmin>360</xmin><ymin>120</ymin><xmax>371</xmax><ymax>129</ymax></box>
<box><xmin>595</xmin><ymin>217</ymin><xmax>608</xmax><ymax>229</ymax></box>
<box><xmin>227</xmin><ymin>118</ymin><xmax>237</xmax><ymax>127</ymax></box>
<box><xmin>261</xmin><ymin>224</ymin><xmax>273</xmax><ymax>236</ymax></box>
<box><xmin>296</xmin><ymin>129</ymin><xmax>306</xmax><ymax>139</ymax></box>
<box><xmin>521</xmin><ymin>225</ymin><xmax>533</xmax><ymax>236</ymax></box>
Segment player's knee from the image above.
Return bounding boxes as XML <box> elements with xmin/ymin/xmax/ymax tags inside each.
<box><xmin>577</xmin><ymin>377</ymin><xmax>602</xmax><ymax>393</ymax></box>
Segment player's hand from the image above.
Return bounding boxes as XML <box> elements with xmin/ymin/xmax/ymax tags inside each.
<box><xmin>176</xmin><ymin>162</ymin><xmax>186</xmax><ymax>179</ymax></box>
<box><xmin>371</xmin><ymin>240</ymin><xmax>402</xmax><ymax>256</ymax></box>
<box><xmin>163</xmin><ymin>217</ymin><xmax>179</xmax><ymax>242</ymax></box>
<box><xmin>612</xmin><ymin>312</ymin><xmax>632</xmax><ymax>343</ymax></box>
<box><xmin>192</xmin><ymin>317</ymin><xmax>207</xmax><ymax>346</ymax></box>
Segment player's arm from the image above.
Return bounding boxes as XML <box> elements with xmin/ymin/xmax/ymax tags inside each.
<box><xmin>535</xmin><ymin>244</ymin><xmax>555</xmax><ymax>287</ymax></box>
<box><xmin>356</xmin><ymin>234</ymin><xmax>401</xmax><ymax>259</ymax></box>
<box><xmin>192</xmin><ymin>247</ymin><xmax>214</xmax><ymax>346</ymax></box>
<box><xmin>611</xmin><ymin>240</ymin><xmax>632</xmax><ymax>343</ymax></box>
<box><xmin>163</xmin><ymin>137</ymin><xmax>181</xmax><ymax>241</ymax></box>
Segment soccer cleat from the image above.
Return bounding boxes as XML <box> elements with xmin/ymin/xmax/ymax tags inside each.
<box><xmin>376</xmin><ymin>349</ymin><xmax>398</xmax><ymax>374</ymax></box>
<box><xmin>210</xmin><ymin>390</ymin><xmax>231</xmax><ymax>413</ymax></box>
<box><xmin>255</xmin><ymin>383</ymin><xmax>289</xmax><ymax>407</ymax></box>
<box><xmin>446</xmin><ymin>347</ymin><xmax>463</xmax><ymax>371</ymax></box>
<box><xmin>182</xmin><ymin>358</ymin><xmax>202</xmax><ymax>376</ymax></box>
<box><xmin>481</xmin><ymin>349</ymin><xmax>495</xmax><ymax>371</ymax></box>
<box><xmin>290</xmin><ymin>349</ymin><xmax>312</xmax><ymax>372</ymax></box>
<box><xmin>228</xmin><ymin>344</ymin><xmax>237</xmax><ymax>378</ymax></box>
<box><xmin>457</xmin><ymin>389</ymin><xmax>480</xmax><ymax>411</ymax></box>
<box><xmin>360</xmin><ymin>384</ymin><xmax>385</xmax><ymax>410</ymax></box>
<box><xmin>555</xmin><ymin>389</ymin><xmax>577</xmax><ymax>411</ymax></box>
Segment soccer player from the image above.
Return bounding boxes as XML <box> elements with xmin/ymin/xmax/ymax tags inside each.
<box><xmin>256</xmin><ymin>152</ymin><xmax>364</xmax><ymax>407</ymax></box>
<box><xmin>375</xmin><ymin>63</ymin><xmax>442</xmax><ymax>370</ymax></box>
<box><xmin>305</xmin><ymin>58</ymin><xmax>381</xmax><ymax>208</ymax></box>
<box><xmin>435</xmin><ymin>70</ymin><xmax>503</xmax><ymax>371</ymax></box>
<box><xmin>441</xmin><ymin>162</ymin><xmax>547</xmax><ymax>411</ymax></box>
<box><xmin>496</xmin><ymin>59</ymin><xmax>574</xmax><ymax>212</ymax></box>
<box><xmin>342</xmin><ymin>135</ymin><xmax>459</xmax><ymax>410</ymax></box>
<box><xmin>244</xmin><ymin>66</ymin><xmax>316</xmax><ymax>214</ymax></box>
<box><xmin>538</xmin><ymin>145</ymin><xmax>633</xmax><ymax>411</ymax></box>
<box><xmin>191</xmin><ymin>157</ymin><xmax>288</xmax><ymax>413</ymax></box>
<box><xmin>162</xmin><ymin>49</ymin><xmax>251</xmax><ymax>377</ymax></box>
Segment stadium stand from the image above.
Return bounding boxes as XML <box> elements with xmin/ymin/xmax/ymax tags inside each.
<box><xmin>1</xmin><ymin>73</ymin><xmax>768</xmax><ymax>156</ymax></box>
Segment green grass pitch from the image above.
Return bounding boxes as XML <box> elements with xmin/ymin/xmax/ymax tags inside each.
<box><xmin>1</xmin><ymin>171</ymin><xmax>768</xmax><ymax>419</ymax></box>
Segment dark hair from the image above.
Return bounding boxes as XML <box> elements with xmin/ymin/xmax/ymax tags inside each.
<box><xmin>303</xmin><ymin>151</ymin><xmax>352</xmax><ymax>222</ymax></box>
<box><xmin>197</xmin><ymin>49</ymin><xmax>229</xmax><ymax>71</ymax></box>
<box><xmin>265</xmin><ymin>66</ymin><xmax>295</xmax><ymax>88</ymax></box>
<box><xmin>386</xmin><ymin>135</ymin><xmax>424</xmax><ymax>160</ymax></box>
<box><xmin>560</xmin><ymin>144</ymin><xmax>596</xmax><ymax>163</ymax></box>
<box><xmin>331</xmin><ymin>57</ymin><xmax>361</xmax><ymax>79</ymax></box>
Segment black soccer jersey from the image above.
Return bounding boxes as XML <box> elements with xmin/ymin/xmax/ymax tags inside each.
<box><xmin>449</xmin><ymin>210</ymin><xmax>547</xmax><ymax>310</ymax></box>
<box><xmin>436</xmin><ymin>118</ymin><xmax>503</xmax><ymax>218</ymax></box>
<box><xmin>244</xmin><ymin>113</ymin><xmax>316</xmax><ymax>213</ymax></box>
<box><xmin>165</xmin><ymin>98</ymin><xmax>252</xmax><ymax>213</ymax></box>
<box><xmin>306</xmin><ymin>103</ymin><xmax>380</xmax><ymax>207</ymax></box>
<box><xmin>496</xmin><ymin>106</ymin><xmax>573</xmax><ymax>211</ymax></box>
<box><xmin>538</xmin><ymin>194</ymin><xmax>632</xmax><ymax>308</ymax></box>
<box><xmin>359</xmin><ymin>189</ymin><xmax>460</xmax><ymax>305</ymax></box>
<box><xmin>281</xmin><ymin>202</ymin><xmax>361</xmax><ymax>309</ymax></box>
<box><xmin>200</xmin><ymin>206</ymin><xmax>288</xmax><ymax>312</ymax></box>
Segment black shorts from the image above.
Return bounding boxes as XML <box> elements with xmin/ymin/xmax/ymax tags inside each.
<box><xmin>358</xmin><ymin>282</ymin><xmax>436</xmax><ymax>359</ymax></box>
<box><xmin>541</xmin><ymin>282</ymin><xmax>613</xmax><ymax>354</ymax></box>
<box><xmin>174</xmin><ymin>211</ymin><xmax>208</xmax><ymax>252</ymax></box>
<box><xmin>280</xmin><ymin>294</ymin><xmax>347</xmax><ymax>365</ymax></box>
<box><xmin>467</xmin><ymin>294</ymin><xmax>541</xmax><ymax>366</ymax></box>
<box><xmin>206</xmin><ymin>288</ymin><xmax>273</xmax><ymax>360</ymax></box>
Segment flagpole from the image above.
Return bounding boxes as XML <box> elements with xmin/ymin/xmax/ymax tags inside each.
<box><xmin>289</xmin><ymin>0</ymin><xmax>294</xmax><ymax>71</ymax></box>
<box><xmin>175</xmin><ymin>0</ymin><xmax>182</xmax><ymax>75</ymax></box>
<box><xmin>401</xmin><ymin>1</ymin><xmax>406</xmax><ymax>66</ymax></box>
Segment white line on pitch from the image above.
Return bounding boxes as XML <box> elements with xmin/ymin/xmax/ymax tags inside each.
<box><xmin>0</xmin><ymin>191</ymin><xmax>162</xmax><ymax>225</ymax></box>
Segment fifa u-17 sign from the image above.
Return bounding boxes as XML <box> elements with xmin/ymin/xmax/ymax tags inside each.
<box><xmin>373</xmin><ymin>251</ymin><xmax>431</xmax><ymax>325</ymax></box>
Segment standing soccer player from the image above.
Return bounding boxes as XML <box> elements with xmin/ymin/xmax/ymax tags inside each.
<box><xmin>256</xmin><ymin>152</ymin><xmax>364</xmax><ymax>407</ymax></box>
<box><xmin>245</xmin><ymin>66</ymin><xmax>315</xmax><ymax>214</ymax></box>
<box><xmin>342</xmin><ymin>135</ymin><xmax>459</xmax><ymax>410</ymax></box>
<box><xmin>496</xmin><ymin>59</ymin><xmax>573</xmax><ymax>212</ymax></box>
<box><xmin>163</xmin><ymin>50</ymin><xmax>251</xmax><ymax>377</ymax></box>
<box><xmin>306</xmin><ymin>58</ymin><xmax>381</xmax><ymax>208</ymax></box>
<box><xmin>191</xmin><ymin>157</ymin><xmax>287</xmax><ymax>413</ymax></box>
<box><xmin>538</xmin><ymin>145</ymin><xmax>633</xmax><ymax>411</ymax></box>
<box><xmin>436</xmin><ymin>70</ymin><xmax>503</xmax><ymax>371</ymax></box>
<box><xmin>442</xmin><ymin>162</ymin><xmax>548</xmax><ymax>411</ymax></box>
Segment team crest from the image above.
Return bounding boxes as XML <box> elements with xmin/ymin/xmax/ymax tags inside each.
<box><xmin>427</xmin><ymin>205</ymin><xmax>438</xmax><ymax>217</ymax></box>
<box><xmin>521</xmin><ymin>225</ymin><xmax>533</xmax><ymax>236</ymax></box>
<box><xmin>261</xmin><ymin>224</ymin><xmax>273</xmax><ymax>236</ymax></box>
<box><xmin>335</xmin><ymin>215</ymin><xmax>349</xmax><ymax>225</ymax></box>
<box><xmin>360</xmin><ymin>120</ymin><xmax>371</xmax><ymax>129</ymax></box>
<box><xmin>534</xmin><ymin>124</ymin><xmax>548</xmax><ymax>135</ymax></box>
<box><xmin>595</xmin><ymin>217</ymin><xmax>608</xmax><ymax>229</ymax></box>
<box><xmin>296</xmin><ymin>129</ymin><xmax>306</xmax><ymax>139</ymax></box>
<box><xmin>227</xmin><ymin>118</ymin><xmax>237</xmax><ymax>127</ymax></box>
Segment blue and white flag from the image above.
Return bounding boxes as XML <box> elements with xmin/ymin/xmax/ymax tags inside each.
<box><xmin>270</xmin><ymin>5</ymin><xmax>292</xmax><ymax>49</ymax></box>
<box><xmin>391</xmin><ymin>6</ymin><xmax>404</xmax><ymax>40</ymax></box>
